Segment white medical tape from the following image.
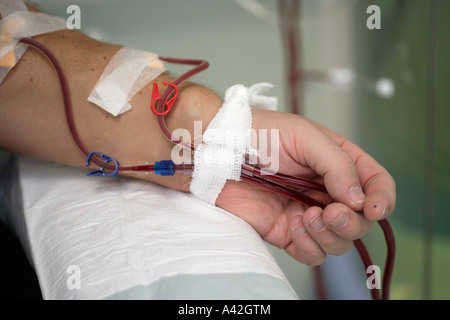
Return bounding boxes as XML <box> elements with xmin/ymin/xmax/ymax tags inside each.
<box><xmin>87</xmin><ymin>47</ymin><xmax>167</xmax><ymax>116</ymax></box>
<box><xmin>189</xmin><ymin>82</ymin><xmax>277</xmax><ymax>205</ymax></box>
<box><xmin>0</xmin><ymin>0</ymin><xmax>67</xmax><ymax>83</ymax></box>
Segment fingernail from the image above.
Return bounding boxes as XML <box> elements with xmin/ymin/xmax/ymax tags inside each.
<box><xmin>373</xmin><ymin>200</ymin><xmax>388</xmax><ymax>220</ymax></box>
<box><xmin>328</xmin><ymin>211</ymin><xmax>348</xmax><ymax>228</ymax></box>
<box><xmin>381</xmin><ymin>206</ymin><xmax>388</xmax><ymax>219</ymax></box>
<box><xmin>292</xmin><ymin>222</ymin><xmax>307</xmax><ymax>236</ymax></box>
<box><xmin>309</xmin><ymin>212</ymin><xmax>326</xmax><ymax>231</ymax></box>
<box><xmin>350</xmin><ymin>184</ymin><xmax>366</xmax><ymax>205</ymax></box>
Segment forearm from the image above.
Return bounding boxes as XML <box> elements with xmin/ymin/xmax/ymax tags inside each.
<box><xmin>0</xmin><ymin>28</ymin><xmax>222</xmax><ymax>191</ymax></box>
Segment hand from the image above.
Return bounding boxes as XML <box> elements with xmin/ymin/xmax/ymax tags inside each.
<box><xmin>216</xmin><ymin>109</ymin><xmax>396</xmax><ymax>266</ymax></box>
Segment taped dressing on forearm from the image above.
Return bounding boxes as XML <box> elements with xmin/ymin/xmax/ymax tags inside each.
<box><xmin>87</xmin><ymin>47</ymin><xmax>167</xmax><ymax>116</ymax></box>
<box><xmin>190</xmin><ymin>83</ymin><xmax>278</xmax><ymax>205</ymax></box>
<box><xmin>0</xmin><ymin>0</ymin><xmax>67</xmax><ymax>83</ymax></box>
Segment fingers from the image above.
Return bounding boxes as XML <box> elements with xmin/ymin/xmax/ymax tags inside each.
<box><xmin>287</xmin><ymin>206</ymin><xmax>359</xmax><ymax>266</ymax></box>
<box><xmin>320</xmin><ymin>203</ymin><xmax>374</xmax><ymax>239</ymax></box>
<box><xmin>286</xmin><ymin>212</ymin><xmax>327</xmax><ymax>266</ymax></box>
<box><xmin>355</xmin><ymin>157</ymin><xmax>396</xmax><ymax>221</ymax></box>
<box><xmin>286</xmin><ymin>204</ymin><xmax>374</xmax><ymax>266</ymax></box>
<box><xmin>295</xmin><ymin>118</ymin><xmax>396</xmax><ymax>221</ymax></box>
<box><xmin>251</xmin><ymin>111</ymin><xmax>397</xmax><ymax>266</ymax></box>
<box><xmin>312</xmin><ymin>121</ymin><xmax>397</xmax><ymax>221</ymax></box>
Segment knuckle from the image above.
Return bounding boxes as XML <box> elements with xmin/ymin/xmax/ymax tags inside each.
<box><xmin>325</xmin><ymin>241</ymin><xmax>353</xmax><ymax>256</ymax></box>
<box><xmin>336</xmin><ymin>155</ymin><xmax>357</xmax><ymax>179</ymax></box>
<box><xmin>295</xmin><ymin>248</ymin><xmax>326</xmax><ymax>267</ymax></box>
<box><xmin>307</xmin><ymin>254</ymin><xmax>327</xmax><ymax>267</ymax></box>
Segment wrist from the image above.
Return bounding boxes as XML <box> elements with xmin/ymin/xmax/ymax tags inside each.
<box><xmin>164</xmin><ymin>82</ymin><xmax>223</xmax><ymax>144</ymax></box>
<box><xmin>120</xmin><ymin>77</ymin><xmax>222</xmax><ymax>191</ymax></box>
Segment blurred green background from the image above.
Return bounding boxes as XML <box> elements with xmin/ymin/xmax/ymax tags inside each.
<box><xmin>302</xmin><ymin>0</ymin><xmax>449</xmax><ymax>299</ymax></box>
<box><xmin>352</xmin><ymin>0</ymin><xmax>450</xmax><ymax>300</ymax></box>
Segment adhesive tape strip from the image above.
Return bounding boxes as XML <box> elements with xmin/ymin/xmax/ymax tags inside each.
<box><xmin>0</xmin><ymin>4</ymin><xmax>67</xmax><ymax>83</ymax></box>
<box><xmin>87</xmin><ymin>47</ymin><xmax>167</xmax><ymax>117</ymax></box>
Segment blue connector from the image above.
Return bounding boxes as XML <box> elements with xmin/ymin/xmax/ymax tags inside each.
<box><xmin>154</xmin><ymin>160</ymin><xmax>175</xmax><ymax>176</ymax></box>
<box><xmin>85</xmin><ymin>151</ymin><xmax>119</xmax><ymax>177</ymax></box>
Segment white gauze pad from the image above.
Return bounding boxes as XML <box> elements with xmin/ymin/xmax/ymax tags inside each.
<box><xmin>190</xmin><ymin>82</ymin><xmax>277</xmax><ymax>205</ymax></box>
<box><xmin>0</xmin><ymin>0</ymin><xmax>67</xmax><ymax>83</ymax></box>
<box><xmin>87</xmin><ymin>47</ymin><xmax>167</xmax><ymax>117</ymax></box>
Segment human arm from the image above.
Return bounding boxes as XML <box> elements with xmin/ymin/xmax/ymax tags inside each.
<box><xmin>0</xmin><ymin>22</ymin><xmax>220</xmax><ymax>191</ymax></box>
<box><xmin>0</xmin><ymin>15</ymin><xmax>395</xmax><ymax>266</ymax></box>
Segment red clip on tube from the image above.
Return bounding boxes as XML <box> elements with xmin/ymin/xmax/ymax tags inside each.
<box><xmin>151</xmin><ymin>81</ymin><xmax>179</xmax><ymax>116</ymax></box>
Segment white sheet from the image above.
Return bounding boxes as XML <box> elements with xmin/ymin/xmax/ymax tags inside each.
<box><xmin>12</xmin><ymin>155</ymin><xmax>298</xmax><ymax>300</ymax></box>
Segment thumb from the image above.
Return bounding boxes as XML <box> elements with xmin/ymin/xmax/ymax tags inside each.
<box><xmin>322</xmin><ymin>153</ymin><xmax>366</xmax><ymax>211</ymax></box>
<box><xmin>297</xmin><ymin>122</ymin><xmax>365</xmax><ymax>211</ymax></box>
